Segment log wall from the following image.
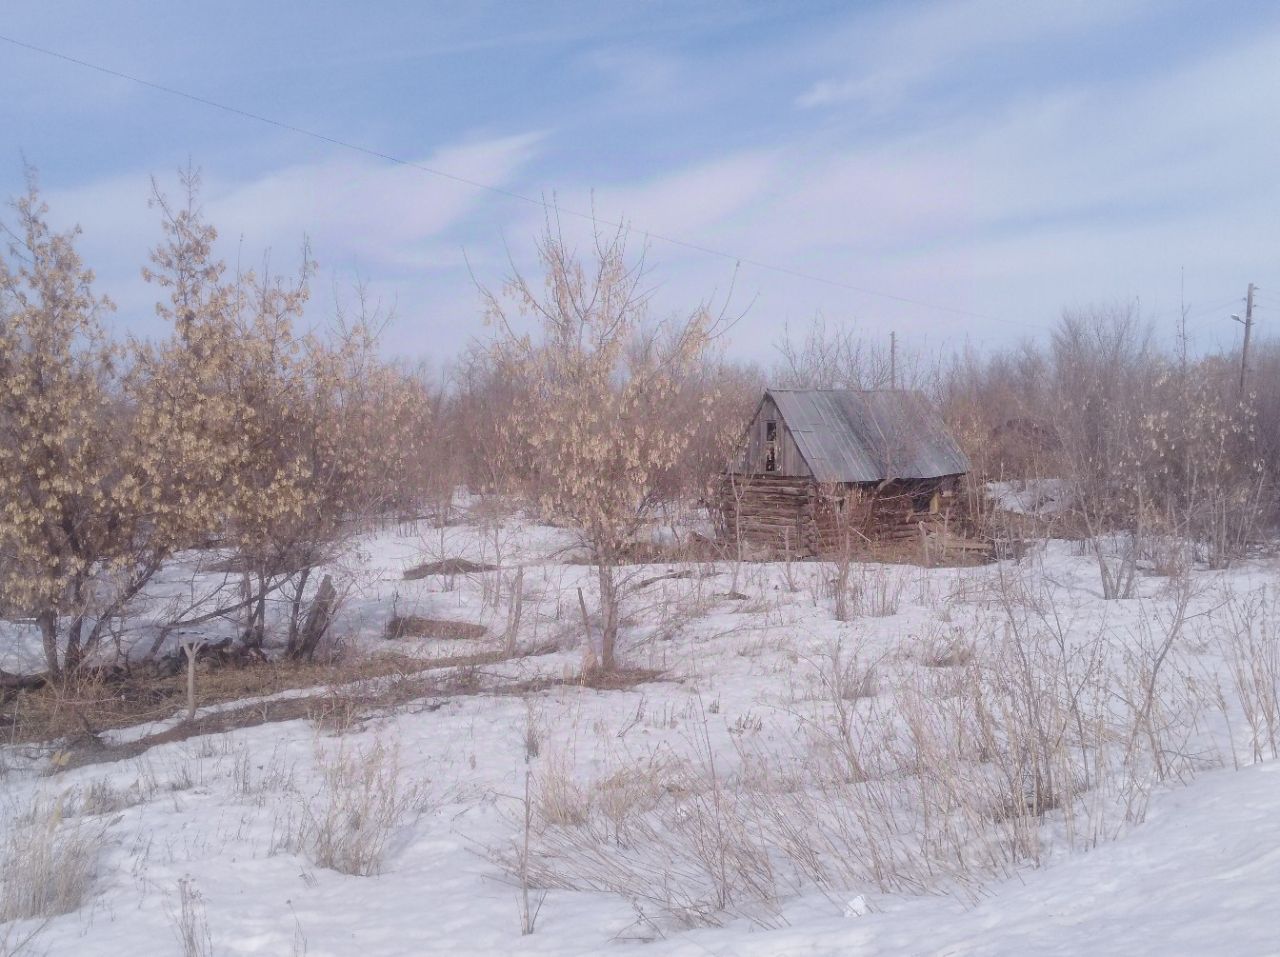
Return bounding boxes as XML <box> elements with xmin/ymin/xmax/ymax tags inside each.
<box><xmin>718</xmin><ymin>474</ymin><xmax>965</xmax><ymax>558</ymax></box>
<box><xmin>718</xmin><ymin>474</ymin><xmax>816</xmax><ymax>556</ymax></box>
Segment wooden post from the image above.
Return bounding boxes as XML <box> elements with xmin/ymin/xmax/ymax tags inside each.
<box><xmin>181</xmin><ymin>638</ymin><xmax>205</xmax><ymax>722</ymax></box>
<box><xmin>292</xmin><ymin>574</ymin><xmax>338</xmax><ymax>661</ymax></box>
<box><xmin>504</xmin><ymin>567</ymin><xmax>525</xmax><ymax>656</ymax></box>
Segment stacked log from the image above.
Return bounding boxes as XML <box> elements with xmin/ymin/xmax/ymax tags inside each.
<box><xmin>718</xmin><ymin>475</ymin><xmax>815</xmax><ymax>556</ymax></box>
<box><xmin>720</xmin><ymin>474</ymin><xmax>991</xmax><ymax>561</ymax></box>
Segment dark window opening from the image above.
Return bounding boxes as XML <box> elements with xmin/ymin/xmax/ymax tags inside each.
<box><xmin>764</xmin><ymin>420</ymin><xmax>778</xmax><ymax>471</ymax></box>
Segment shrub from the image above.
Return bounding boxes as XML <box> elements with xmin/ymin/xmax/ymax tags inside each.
<box><xmin>278</xmin><ymin>736</ymin><xmax>429</xmax><ymax>876</ymax></box>
<box><xmin>0</xmin><ymin>795</ymin><xmax>105</xmax><ymax>921</ymax></box>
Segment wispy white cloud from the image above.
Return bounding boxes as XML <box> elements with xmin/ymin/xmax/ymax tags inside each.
<box><xmin>795</xmin><ymin>0</ymin><xmax>1154</xmax><ymax>110</ymax></box>
<box><xmin>583</xmin><ymin>47</ymin><xmax>685</xmax><ymax>101</ymax></box>
<box><xmin>9</xmin><ymin>1</ymin><xmax>1278</xmax><ymax>364</ymax></box>
<box><xmin>208</xmin><ymin>132</ymin><xmax>544</xmax><ymax>266</ymax></box>
<box><xmin>534</xmin><ymin>17</ymin><xmax>1280</xmax><ymax>351</ymax></box>
<box><xmin>41</xmin><ymin>131</ymin><xmax>544</xmax><ymax>341</ymax></box>
<box><xmin>556</xmin><ymin>152</ymin><xmax>777</xmax><ymax>240</ymax></box>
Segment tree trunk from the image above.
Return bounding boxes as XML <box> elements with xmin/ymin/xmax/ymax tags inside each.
<box><xmin>256</xmin><ymin>576</ymin><xmax>267</xmax><ymax>643</ymax></box>
<box><xmin>243</xmin><ymin>571</ymin><xmax>268</xmax><ymax>648</ymax></box>
<box><xmin>503</xmin><ymin>567</ymin><xmax>524</xmax><ymax>656</ymax></box>
<box><xmin>290</xmin><ymin>574</ymin><xmax>337</xmax><ymax>662</ymax></box>
<box><xmin>64</xmin><ymin>615</ymin><xmax>85</xmax><ymax>676</ymax></box>
<box><xmin>284</xmin><ymin>565</ymin><xmax>313</xmax><ymax>657</ymax></box>
<box><xmin>38</xmin><ymin>609</ymin><xmax>61</xmax><ymax>683</ymax></box>
<box><xmin>596</xmin><ymin>561</ymin><xmax>619</xmax><ymax>672</ymax></box>
<box><xmin>576</xmin><ymin>586</ymin><xmax>598</xmax><ymax>673</ymax></box>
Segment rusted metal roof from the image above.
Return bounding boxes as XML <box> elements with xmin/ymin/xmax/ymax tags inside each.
<box><xmin>767</xmin><ymin>389</ymin><xmax>970</xmax><ymax>482</ymax></box>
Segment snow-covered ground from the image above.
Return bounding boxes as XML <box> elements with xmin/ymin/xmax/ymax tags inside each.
<box><xmin>1</xmin><ymin>513</ymin><xmax>1277</xmax><ymax>956</ymax></box>
<box><xmin>986</xmin><ymin>479</ymin><xmax>1070</xmax><ymax>517</ymax></box>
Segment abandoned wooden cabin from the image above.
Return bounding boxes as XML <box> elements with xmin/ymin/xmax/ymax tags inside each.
<box><xmin>719</xmin><ymin>389</ymin><xmax>973</xmax><ymax>557</ymax></box>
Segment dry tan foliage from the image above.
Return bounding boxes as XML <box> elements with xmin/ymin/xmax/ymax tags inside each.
<box><xmin>0</xmin><ymin>172</ymin><xmax>178</xmax><ymax>678</ymax></box>
<box><xmin>0</xmin><ymin>793</ymin><xmax>105</xmax><ymax>921</ymax></box>
<box><xmin>0</xmin><ymin>169</ymin><xmax>434</xmax><ymax>677</ymax></box>
<box><xmin>480</xmin><ymin>219</ymin><xmax>732</xmax><ymax>670</ymax></box>
<box><xmin>138</xmin><ymin>172</ymin><xmax>427</xmax><ymax>657</ymax></box>
<box><xmin>939</xmin><ymin>305</ymin><xmax>1274</xmax><ymax>572</ymax></box>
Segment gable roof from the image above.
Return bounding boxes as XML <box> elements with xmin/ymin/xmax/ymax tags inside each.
<box><xmin>766</xmin><ymin>389</ymin><xmax>970</xmax><ymax>483</ymax></box>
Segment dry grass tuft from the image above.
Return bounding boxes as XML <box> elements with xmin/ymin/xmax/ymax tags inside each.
<box><xmin>278</xmin><ymin>736</ymin><xmax>431</xmax><ymax>876</ymax></box>
<box><xmin>167</xmin><ymin>876</ymin><xmax>212</xmax><ymax>957</ymax></box>
<box><xmin>63</xmin><ymin>779</ymin><xmax>151</xmax><ymax>817</ymax></box>
<box><xmin>533</xmin><ymin>750</ymin><xmax>591</xmax><ymax>827</ymax></box>
<box><xmin>0</xmin><ymin>795</ymin><xmax>106</xmax><ymax>921</ymax></box>
<box><xmin>509</xmin><ymin>741</ymin><xmax>780</xmax><ymax>930</ymax></box>
<box><xmin>917</xmin><ymin>627</ymin><xmax>975</xmax><ymax>668</ymax></box>
<box><xmin>857</xmin><ymin>565</ymin><xmax>906</xmax><ymax>617</ymax></box>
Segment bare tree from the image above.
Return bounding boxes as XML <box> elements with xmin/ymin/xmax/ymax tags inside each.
<box><xmin>482</xmin><ymin>219</ymin><xmax>728</xmax><ymax>671</ymax></box>
<box><xmin>774</xmin><ymin>314</ymin><xmax>924</xmax><ymax>392</ymax></box>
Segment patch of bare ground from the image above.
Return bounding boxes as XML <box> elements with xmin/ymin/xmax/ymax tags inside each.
<box><xmin>384</xmin><ymin>615</ymin><xmax>488</xmax><ymax>640</ymax></box>
<box><xmin>635</xmin><ymin>570</ymin><xmax>695</xmax><ymax>589</ymax></box>
<box><xmin>402</xmin><ymin>558</ymin><xmax>497</xmax><ymax>579</ymax></box>
<box><xmin>2</xmin><ymin>648</ymin><xmax>499</xmax><ymax>748</ymax></box>
<box><xmin>813</xmin><ymin>534</ymin><xmax>994</xmax><ymax>567</ymax></box>
<box><xmin>576</xmin><ymin>667</ymin><xmax>665</xmax><ymax>691</ymax></box>
<box><xmin>35</xmin><ymin>656</ymin><xmax>666</xmax><ymax>774</ymax></box>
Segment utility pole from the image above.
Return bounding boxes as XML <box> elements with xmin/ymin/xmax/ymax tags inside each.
<box><xmin>889</xmin><ymin>331</ymin><xmax>897</xmax><ymax>390</ymax></box>
<box><xmin>1234</xmin><ymin>283</ymin><xmax>1256</xmax><ymax>393</ymax></box>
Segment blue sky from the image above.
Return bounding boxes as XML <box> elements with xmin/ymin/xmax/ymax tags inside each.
<box><xmin>2</xmin><ymin>0</ymin><xmax>1278</xmax><ymax>366</ymax></box>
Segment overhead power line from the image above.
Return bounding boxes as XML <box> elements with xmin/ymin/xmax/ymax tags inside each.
<box><xmin>1182</xmin><ymin>295</ymin><xmax>1245</xmax><ymax>323</ymax></box>
<box><xmin>0</xmin><ymin>31</ymin><xmax>1032</xmax><ymax>329</ymax></box>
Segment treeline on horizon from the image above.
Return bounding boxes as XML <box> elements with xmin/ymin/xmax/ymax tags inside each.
<box><xmin>2</xmin><ymin>166</ymin><xmax>1277</xmax><ymax>679</ymax></box>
